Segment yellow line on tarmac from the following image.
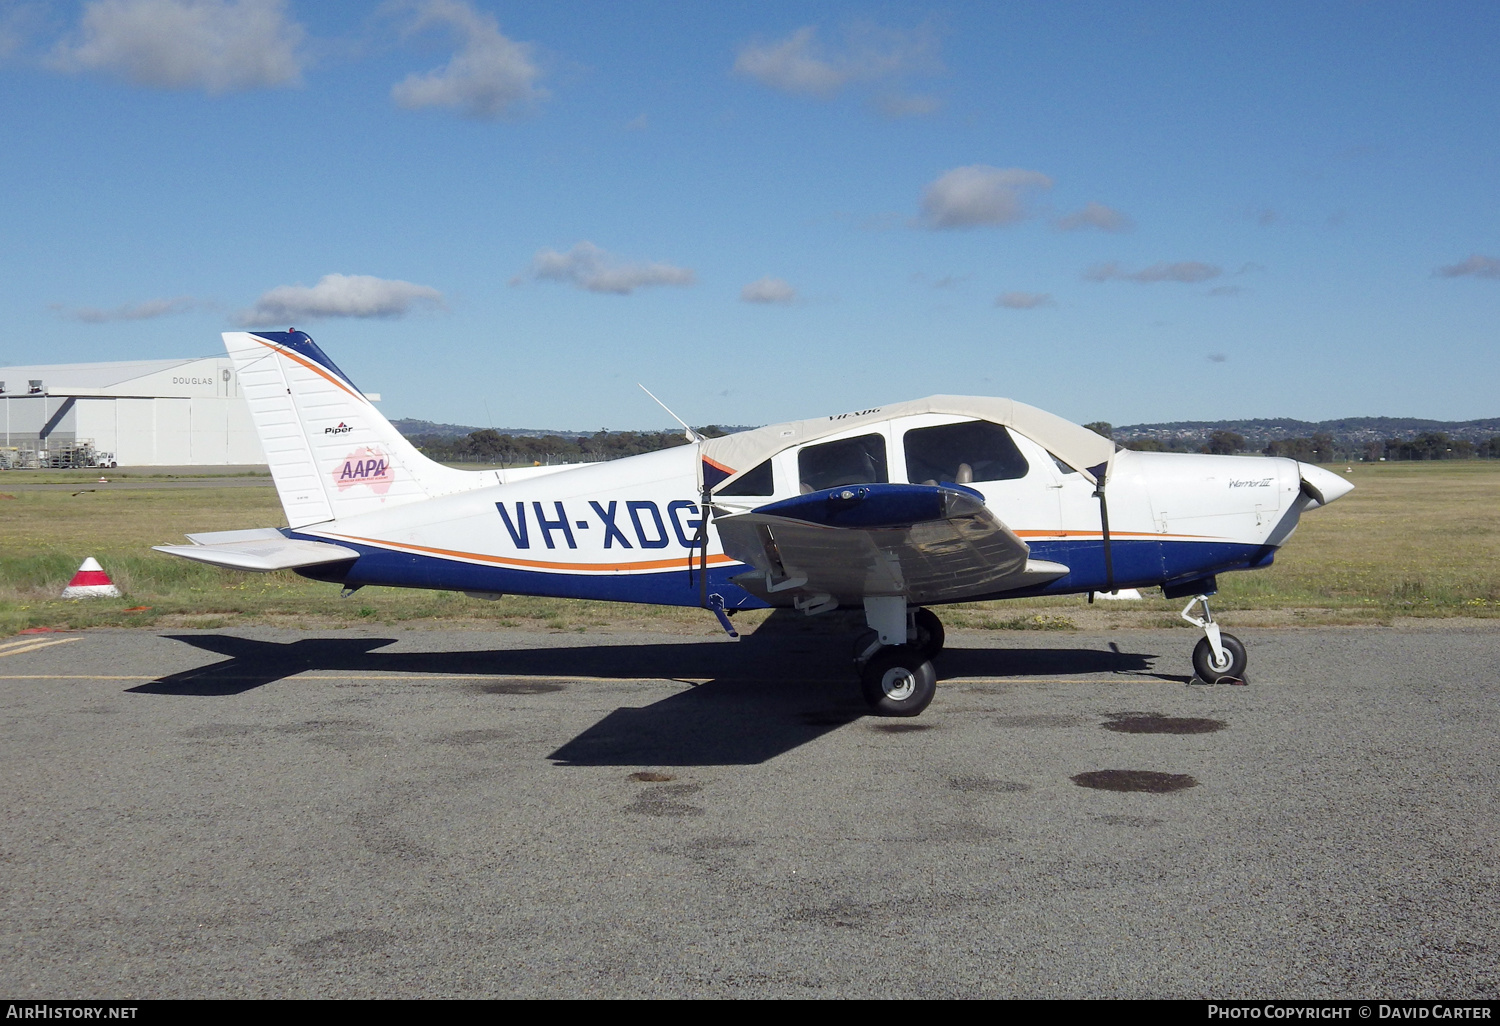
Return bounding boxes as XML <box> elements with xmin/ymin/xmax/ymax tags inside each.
<box><xmin>0</xmin><ymin>673</ymin><xmax>688</xmax><ymax>683</ymax></box>
<box><xmin>0</xmin><ymin>637</ymin><xmax>82</xmax><ymax>658</ymax></box>
<box><xmin>0</xmin><ymin>675</ymin><xmax>153</xmax><ymax>680</ymax></box>
<box><xmin>0</xmin><ymin>635</ymin><xmax>73</xmax><ymax>653</ymax></box>
<box><xmin>946</xmin><ymin>677</ymin><xmax>1160</xmax><ymax>685</ymax></box>
<box><xmin>0</xmin><ymin>671</ymin><xmax>1168</xmax><ymax>686</ymax></box>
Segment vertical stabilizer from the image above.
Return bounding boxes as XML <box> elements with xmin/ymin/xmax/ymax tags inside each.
<box><xmin>226</xmin><ymin>331</ymin><xmax>481</xmax><ymax>528</ymax></box>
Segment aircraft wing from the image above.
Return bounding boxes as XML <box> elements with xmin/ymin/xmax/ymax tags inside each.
<box><xmin>153</xmin><ymin>528</ymin><xmax>360</xmax><ymax>573</ymax></box>
<box><xmin>714</xmin><ymin>483</ymin><xmax>1068</xmax><ymax>607</ymax></box>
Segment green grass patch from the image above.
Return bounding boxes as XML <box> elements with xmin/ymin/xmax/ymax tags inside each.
<box><xmin>1</xmin><ymin>460</ymin><xmax>1496</xmax><ymax>632</ymax></box>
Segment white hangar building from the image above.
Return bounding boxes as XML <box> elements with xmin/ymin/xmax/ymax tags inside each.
<box><xmin>0</xmin><ymin>356</ymin><xmax>269</xmax><ymax>466</ymax></box>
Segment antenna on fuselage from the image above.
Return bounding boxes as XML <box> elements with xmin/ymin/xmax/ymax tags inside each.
<box><xmin>638</xmin><ymin>384</ymin><xmax>702</xmax><ymax>443</ymax></box>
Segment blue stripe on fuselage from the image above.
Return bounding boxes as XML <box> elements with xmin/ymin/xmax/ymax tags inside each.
<box><xmin>285</xmin><ymin>531</ymin><xmax>1273</xmax><ymax>609</ymax></box>
<box><xmin>1001</xmin><ymin>538</ymin><xmax>1274</xmax><ymax>599</ymax></box>
<box><xmin>287</xmin><ymin>532</ymin><xmax>768</xmax><ymax>608</ymax></box>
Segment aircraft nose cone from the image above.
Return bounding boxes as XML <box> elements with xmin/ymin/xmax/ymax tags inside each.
<box><xmin>1298</xmin><ymin>462</ymin><xmax>1354</xmax><ymax>507</ymax></box>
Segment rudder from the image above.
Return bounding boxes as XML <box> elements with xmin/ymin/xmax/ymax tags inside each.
<box><xmin>225</xmin><ymin>330</ymin><xmax>481</xmax><ymax>528</ymax></box>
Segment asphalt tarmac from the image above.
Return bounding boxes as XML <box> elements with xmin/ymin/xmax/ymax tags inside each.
<box><xmin>1</xmin><ymin>619</ymin><xmax>1496</xmax><ymax>999</ymax></box>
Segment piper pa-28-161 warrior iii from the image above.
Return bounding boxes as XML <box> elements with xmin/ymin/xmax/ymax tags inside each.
<box><xmin>157</xmin><ymin>331</ymin><xmax>1353</xmax><ymax>716</ymax></box>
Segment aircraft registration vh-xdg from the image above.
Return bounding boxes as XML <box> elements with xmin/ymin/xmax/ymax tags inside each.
<box><xmin>156</xmin><ymin>331</ymin><xmax>1353</xmax><ymax>717</ymax></box>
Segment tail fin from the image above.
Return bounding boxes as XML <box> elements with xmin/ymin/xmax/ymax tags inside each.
<box><xmin>226</xmin><ymin>331</ymin><xmax>481</xmax><ymax>528</ymax></box>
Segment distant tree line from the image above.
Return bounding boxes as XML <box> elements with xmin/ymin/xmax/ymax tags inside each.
<box><xmin>412</xmin><ymin>419</ymin><xmax>1500</xmax><ymax>467</ymax></box>
<box><xmin>1108</xmin><ymin>426</ymin><xmax>1500</xmax><ymax>462</ymax></box>
<box><xmin>408</xmin><ymin>426</ymin><xmax>731</xmax><ymax>465</ymax></box>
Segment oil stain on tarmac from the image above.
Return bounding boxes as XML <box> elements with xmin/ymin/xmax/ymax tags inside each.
<box><xmin>473</xmin><ymin>682</ymin><xmax>567</xmax><ymax>696</ymax></box>
<box><xmin>1071</xmin><ymin>770</ymin><xmax>1199</xmax><ymax>793</ymax></box>
<box><xmin>1101</xmin><ymin>711</ymin><xmax>1226</xmax><ymax>734</ymax></box>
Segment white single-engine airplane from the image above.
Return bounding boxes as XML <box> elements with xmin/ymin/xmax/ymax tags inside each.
<box><xmin>157</xmin><ymin>331</ymin><xmax>1353</xmax><ymax>716</ymax></box>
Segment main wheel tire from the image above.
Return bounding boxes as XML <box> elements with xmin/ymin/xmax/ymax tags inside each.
<box><xmin>1192</xmin><ymin>633</ymin><xmax>1247</xmax><ymax>681</ymax></box>
<box><xmin>861</xmin><ymin>645</ymin><xmax>937</xmax><ymax>717</ymax></box>
<box><xmin>912</xmin><ymin>607</ymin><xmax>945</xmax><ymax>658</ymax></box>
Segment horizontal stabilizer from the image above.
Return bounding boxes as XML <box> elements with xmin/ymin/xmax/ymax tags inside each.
<box><xmin>154</xmin><ymin>531</ymin><xmax>360</xmax><ymax>573</ymax></box>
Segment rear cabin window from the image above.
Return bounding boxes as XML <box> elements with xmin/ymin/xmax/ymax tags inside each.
<box><xmin>718</xmin><ymin>459</ymin><xmax>774</xmax><ymax>496</ymax></box>
<box><xmin>797</xmin><ymin>433</ymin><xmax>888</xmax><ymax>492</ymax></box>
<box><xmin>903</xmin><ymin>420</ymin><xmax>1030</xmax><ymax>485</ymax></box>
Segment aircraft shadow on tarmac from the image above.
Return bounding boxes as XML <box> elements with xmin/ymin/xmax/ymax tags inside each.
<box><xmin>127</xmin><ymin>614</ymin><xmax>1167</xmax><ymax>766</ymax></box>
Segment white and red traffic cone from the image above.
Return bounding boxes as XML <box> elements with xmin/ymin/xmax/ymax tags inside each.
<box><xmin>61</xmin><ymin>557</ymin><xmax>121</xmax><ymax>599</ymax></box>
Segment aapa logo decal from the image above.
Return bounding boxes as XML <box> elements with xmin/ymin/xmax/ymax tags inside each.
<box><xmin>334</xmin><ymin>447</ymin><xmax>394</xmax><ymax>495</ymax></box>
<box><xmin>325</xmin><ymin>421</ymin><xmax>354</xmax><ymax>435</ymax></box>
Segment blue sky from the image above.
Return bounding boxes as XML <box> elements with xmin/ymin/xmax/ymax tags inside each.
<box><xmin>1</xmin><ymin>1</ymin><xmax>1496</xmax><ymax>430</ymax></box>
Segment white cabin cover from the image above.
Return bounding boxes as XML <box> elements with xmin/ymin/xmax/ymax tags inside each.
<box><xmin>700</xmin><ymin>395</ymin><xmax>1117</xmax><ymax>491</ymax></box>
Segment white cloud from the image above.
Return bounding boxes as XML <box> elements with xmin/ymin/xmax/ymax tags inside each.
<box><xmin>238</xmin><ymin>274</ymin><xmax>444</xmax><ymax>325</ymax></box>
<box><xmin>996</xmin><ymin>292</ymin><xmax>1053</xmax><ymax>309</ymax></box>
<box><xmin>734</xmin><ymin>26</ymin><xmax>841</xmax><ymax>96</ymax></box>
<box><xmin>1084</xmin><ymin>261</ymin><xmax>1222</xmax><ymax>284</ymax></box>
<box><xmin>740</xmin><ymin>277</ymin><xmax>797</xmax><ymax>304</ymax></box>
<box><xmin>1055</xmin><ymin>202</ymin><xmax>1132</xmax><ymax>233</ymax></box>
<box><xmin>391</xmin><ymin>0</ymin><xmax>544</xmax><ymax>120</ymax></box>
<box><xmin>1434</xmin><ymin>254</ymin><xmax>1500</xmax><ymax>279</ymax></box>
<box><xmin>61</xmin><ymin>296</ymin><xmax>199</xmax><ymax>322</ymax></box>
<box><xmin>920</xmin><ymin>165</ymin><xmax>1053</xmax><ymax>229</ymax></box>
<box><xmin>516</xmin><ymin>242</ymin><xmax>695</xmax><ymax>296</ymax></box>
<box><xmin>50</xmin><ymin>0</ymin><xmax>304</xmax><ymax>93</ymax></box>
<box><xmin>733</xmin><ymin>22</ymin><xmax>939</xmax><ymax>99</ymax></box>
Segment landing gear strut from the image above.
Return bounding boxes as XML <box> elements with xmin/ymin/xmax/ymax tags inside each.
<box><xmin>855</xmin><ymin>598</ymin><xmax>942</xmax><ymax>716</ymax></box>
<box><xmin>1180</xmin><ymin>594</ymin><xmax>1247</xmax><ymax>682</ymax></box>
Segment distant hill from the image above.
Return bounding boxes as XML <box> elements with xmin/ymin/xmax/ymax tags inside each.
<box><xmin>1113</xmin><ymin>416</ymin><xmax>1500</xmax><ymax>448</ymax></box>
<box><xmin>391</xmin><ymin>418</ymin><xmax>758</xmax><ymax>441</ymax></box>
<box><xmin>391</xmin><ymin>419</ymin><xmax>577</xmax><ymax>440</ymax></box>
<box><xmin>391</xmin><ymin>415</ymin><xmax>1500</xmax><ymax>463</ymax></box>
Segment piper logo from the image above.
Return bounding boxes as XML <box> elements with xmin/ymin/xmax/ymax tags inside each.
<box><xmin>325</xmin><ymin>422</ymin><xmax>354</xmax><ymax>435</ymax></box>
<box><xmin>333</xmin><ymin>447</ymin><xmax>394</xmax><ymax>495</ymax></box>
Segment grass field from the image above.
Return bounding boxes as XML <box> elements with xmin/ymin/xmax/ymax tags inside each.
<box><xmin>0</xmin><ymin>460</ymin><xmax>1496</xmax><ymax>635</ymax></box>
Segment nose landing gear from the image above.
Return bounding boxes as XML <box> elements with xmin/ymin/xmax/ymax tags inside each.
<box><xmin>1180</xmin><ymin>594</ymin><xmax>1247</xmax><ymax>683</ymax></box>
<box><xmin>854</xmin><ymin>599</ymin><xmax>943</xmax><ymax>716</ymax></box>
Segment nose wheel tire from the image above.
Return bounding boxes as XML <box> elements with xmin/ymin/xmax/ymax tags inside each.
<box><xmin>1192</xmin><ymin>633</ymin><xmax>1247</xmax><ymax>682</ymax></box>
<box><xmin>860</xmin><ymin>645</ymin><xmax>937</xmax><ymax>717</ymax></box>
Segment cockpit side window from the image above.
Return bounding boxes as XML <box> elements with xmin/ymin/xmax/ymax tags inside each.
<box><xmin>798</xmin><ymin>433</ymin><xmax>888</xmax><ymax>493</ymax></box>
<box><xmin>718</xmin><ymin>458</ymin><xmax>774</xmax><ymax>496</ymax></box>
<box><xmin>903</xmin><ymin>420</ymin><xmax>1029</xmax><ymax>485</ymax></box>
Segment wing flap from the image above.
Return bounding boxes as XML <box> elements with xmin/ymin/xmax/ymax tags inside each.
<box><xmin>716</xmin><ymin>484</ymin><xmax>1055</xmax><ymax>605</ymax></box>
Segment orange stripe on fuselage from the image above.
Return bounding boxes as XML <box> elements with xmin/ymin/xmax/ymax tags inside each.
<box><xmin>1014</xmin><ymin>529</ymin><xmax>1232</xmax><ymax>542</ymax></box>
<box><xmin>313</xmin><ymin>531</ymin><xmax>741</xmax><ymax>574</ymax></box>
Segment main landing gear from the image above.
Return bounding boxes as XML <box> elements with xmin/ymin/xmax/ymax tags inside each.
<box><xmin>854</xmin><ymin>598</ymin><xmax>943</xmax><ymax>716</ymax></box>
<box><xmin>1180</xmin><ymin>594</ymin><xmax>1248</xmax><ymax>683</ymax></box>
